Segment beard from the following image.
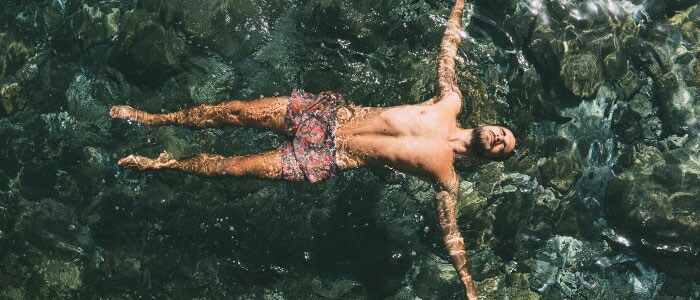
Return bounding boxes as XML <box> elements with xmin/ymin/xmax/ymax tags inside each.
<box><xmin>470</xmin><ymin>126</ymin><xmax>489</xmax><ymax>158</ymax></box>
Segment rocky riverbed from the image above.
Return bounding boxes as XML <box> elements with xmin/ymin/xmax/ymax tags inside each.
<box><xmin>1</xmin><ymin>0</ymin><xmax>699</xmax><ymax>299</ymax></box>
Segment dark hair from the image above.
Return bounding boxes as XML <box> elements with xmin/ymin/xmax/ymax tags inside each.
<box><xmin>472</xmin><ymin>124</ymin><xmax>519</xmax><ymax>161</ymax></box>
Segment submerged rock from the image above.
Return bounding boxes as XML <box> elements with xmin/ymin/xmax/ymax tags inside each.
<box><xmin>109</xmin><ymin>11</ymin><xmax>188</xmax><ymax>85</ymax></box>
<box><xmin>14</xmin><ymin>198</ymin><xmax>93</xmax><ymax>256</ymax></box>
<box><xmin>40</xmin><ymin>259</ymin><xmax>82</xmax><ymax>294</ymax></box>
<box><xmin>531</xmin><ymin>236</ymin><xmax>584</xmax><ymax>296</ymax></box>
<box><xmin>0</xmin><ymin>288</ymin><xmax>25</xmax><ymax>300</ymax></box>
<box><xmin>0</xmin><ymin>83</ymin><xmax>26</xmax><ymax>116</ymax></box>
<box><xmin>560</xmin><ymin>53</ymin><xmax>603</xmax><ymax>98</ymax></box>
<box><xmin>179</xmin><ymin>55</ymin><xmax>237</xmax><ymax>104</ymax></box>
<box><xmin>0</xmin><ymin>33</ymin><xmax>35</xmax><ymax>79</ymax></box>
<box><xmin>537</xmin><ymin>156</ymin><xmax>582</xmax><ymax>193</ymax></box>
<box><xmin>696</xmin><ymin>58</ymin><xmax>700</xmax><ymax>88</ymax></box>
<box><xmin>668</xmin><ymin>4</ymin><xmax>700</xmax><ymax>44</ymax></box>
<box><xmin>412</xmin><ymin>253</ymin><xmax>461</xmax><ymax>299</ymax></box>
<box><xmin>258</xmin><ymin>275</ymin><xmax>366</xmax><ymax>299</ymax></box>
<box><xmin>65</xmin><ymin>68</ymin><xmax>131</xmax><ymax>132</ymax></box>
<box><xmin>71</xmin><ymin>2</ymin><xmax>122</xmax><ymax>50</ymax></box>
<box><xmin>606</xmin><ymin>144</ymin><xmax>700</xmax><ymax>279</ymax></box>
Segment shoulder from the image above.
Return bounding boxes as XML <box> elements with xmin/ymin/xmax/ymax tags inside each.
<box><xmin>435</xmin><ymin>91</ymin><xmax>462</xmax><ymax>116</ymax></box>
<box><xmin>432</xmin><ymin>166</ymin><xmax>459</xmax><ymax>192</ymax></box>
<box><xmin>422</xmin><ymin>152</ymin><xmax>456</xmax><ymax>184</ymax></box>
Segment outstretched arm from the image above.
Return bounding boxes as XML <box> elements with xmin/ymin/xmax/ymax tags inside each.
<box><xmin>434</xmin><ymin>171</ymin><xmax>478</xmax><ymax>300</ymax></box>
<box><xmin>421</xmin><ymin>0</ymin><xmax>466</xmax><ymax>107</ymax></box>
<box><xmin>437</xmin><ymin>0</ymin><xmax>465</xmax><ymax>99</ymax></box>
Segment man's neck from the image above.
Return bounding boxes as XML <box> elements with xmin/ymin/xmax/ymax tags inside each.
<box><xmin>449</xmin><ymin>128</ymin><xmax>473</xmax><ymax>155</ymax></box>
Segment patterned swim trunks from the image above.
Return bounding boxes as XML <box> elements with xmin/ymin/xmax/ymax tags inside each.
<box><xmin>281</xmin><ymin>90</ymin><xmax>343</xmax><ymax>183</ymax></box>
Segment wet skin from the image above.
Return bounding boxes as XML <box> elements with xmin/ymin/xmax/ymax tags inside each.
<box><xmin>110</xmin><ymin>92</ymin><xmax>515</xmax><ymax>300</ymax></box>
<box><xmin>111</xmin><ymin>1</ymin><xmax>515</xmax><ymax>299</ymax></box>
<box><xmin>110</xmin><ymin>95</ymin><xmax>516</xmax><ymax>181</ymax></box>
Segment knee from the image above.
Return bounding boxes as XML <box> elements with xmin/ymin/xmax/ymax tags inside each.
<box><xmin>190</xmin><ymin>153</ymin><xmax>229</xmax><ymax>176</ymax></box>
<box><xmin>224</xmin><ymin>101</ymin><xmax>244</xmax><ymax>114</ymax></box>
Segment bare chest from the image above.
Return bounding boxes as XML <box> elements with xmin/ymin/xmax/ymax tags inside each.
<box><xmin>334</xmin><ymin>105</ymin><xmax>455</xmax><ymax>173</ymax></box>
<box><xmin>336</xmin><ymin>105</ymin><xmax>452</xmax><ymax>138</ymax></box>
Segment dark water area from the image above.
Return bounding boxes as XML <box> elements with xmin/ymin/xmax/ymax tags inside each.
<box><xmin>1</xmin><ymin>0</ymin><xmax>700</xmax><ymax>299</ymax></box>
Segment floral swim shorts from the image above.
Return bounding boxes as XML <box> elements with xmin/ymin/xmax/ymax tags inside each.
<box><xmin>281</xmin><ymin>90</ymin><xmax>343</xmax><ymax>183</ymax></box>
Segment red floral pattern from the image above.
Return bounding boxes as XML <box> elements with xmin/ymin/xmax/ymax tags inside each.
<box><xmin>281</xmin><ymin>90</ymin><xmax>343</xmax><ymax>183</ymax></box>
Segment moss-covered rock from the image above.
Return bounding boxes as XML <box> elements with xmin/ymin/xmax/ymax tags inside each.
<box><xmin>537</xmin><ymin>156</ymin><xmax>582</xmax><ymax>193</ymax></box>
<box><xmin>41</xmin><ymin>260</ymin><xmax>82</xmax><ymax>294</ymax></box>
<box><xmin>0</xmin><ymin>33</ymin><xmax>35</xmax><ymax>79</ymax></box>
<box><xmin>0</xmin><ymin>83</ymin><xmax>25</xmax><ymax>116</ymax></box>
<box><xmin>668</xmin><ymin>4</ymin><xmax>700</xmax><ymax>44</ymax></box>
<box><xmin>72</xmin><ymin>3</ymin><xmax>122</xmax><ymax>50</ymax></box>
<box><xmin>560</xmin><ymin>53</ymin><xmax>603</xmax><ymax>98</ymax></box>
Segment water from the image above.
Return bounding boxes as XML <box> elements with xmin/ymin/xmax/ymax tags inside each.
<box><xmin>1</xmin><ymin>0</ymin><xmax>700</xmax><ymax>299</ymax></box>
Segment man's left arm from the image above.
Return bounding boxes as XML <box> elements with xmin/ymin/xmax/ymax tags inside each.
<box><xmin>434</xmin><ymin>171</ymin><xmax>478</xmax><ymax>300</ymax></box>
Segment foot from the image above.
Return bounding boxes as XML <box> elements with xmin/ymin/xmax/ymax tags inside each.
<box><xmin>110</xmin><ymin>105</ymin><xmax>155</xmax><ymax>128</ymax></box>
<box><xmin>118</xmin><ymin>152</ymin><xmax>176</xmax><ymax>170</ymax></box>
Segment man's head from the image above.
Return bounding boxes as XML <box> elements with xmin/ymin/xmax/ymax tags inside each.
<box><xmin>470</xmin><ymin>125</ymin><xmax>517</xmax><ymax>161</ymax></box>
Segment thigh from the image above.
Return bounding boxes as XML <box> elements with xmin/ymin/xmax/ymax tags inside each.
<box><xmin>335</xmin><ymin>149</ymin><xmax>367</xmax><ymax>171</ymax></box>
<box><xmin>232</xmin><ymin>96</ymin><xmax>289</xmax><ymax>132</ymax></box>
<box><xmin>219</xmin><ymin>149</ymin><xmax>283</xmax><ymax>180</ymax></box>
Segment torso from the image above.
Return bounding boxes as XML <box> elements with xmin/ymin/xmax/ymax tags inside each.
<box><xmin>334</xmin><ymin>97</ymin><xmax>459</xmax><ymax>179</ymax></box>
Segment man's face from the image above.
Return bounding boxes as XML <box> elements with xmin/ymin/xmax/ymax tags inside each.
<box><xmin>471</xmin><ymin>125</ymin><xmax>517</xmax><ymax>160</ymax></box>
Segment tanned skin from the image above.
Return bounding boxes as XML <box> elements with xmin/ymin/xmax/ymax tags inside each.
<box><xmin>110</xmin><ymin>1</ymin><xmax>516</xmax><ymax>299</ymax></box>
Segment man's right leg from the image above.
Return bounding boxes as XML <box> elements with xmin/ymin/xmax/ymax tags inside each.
<box><xmin>118</xmin><ymin>149</ymin><xmax>283</xmax><ymax>180</ymax></box>
<box><xmin>110</xmin><ymin>96</ymin><xmax>289</xmax><ymax>132</ymax></box>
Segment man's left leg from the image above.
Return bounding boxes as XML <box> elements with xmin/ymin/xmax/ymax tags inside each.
<box><xmin>118</xmin><ymin>149</ymin><xmax>282</xmax><ymax>180</ymax></box>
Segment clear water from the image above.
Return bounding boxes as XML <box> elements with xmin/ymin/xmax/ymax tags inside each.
<box><xmin>1</xmin><ymin>0</ymin><xmax>699</xmax><ymax>299</ymax></box>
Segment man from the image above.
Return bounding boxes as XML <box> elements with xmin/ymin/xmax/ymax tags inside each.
<box><xmin>110</xmin><ymin>1</ymin><xmax>515</xmax><ymax>299</ymax></box>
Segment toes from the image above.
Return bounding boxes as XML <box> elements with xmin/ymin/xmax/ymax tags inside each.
<box><xmin>157</xmin><ymin>151</ymin><xmax>174</xmax><ymax>161</ymax></box>
<box><xmin>110</xmin><ymin>106</ymin><xmax>130</xmax><ymax>119</ymax></box>
<box><xmin>109</xmin><ymin>106</ymin><xmax>120</xmax><ymax>118</ymax></box>
<box><xmin>110</xmin><ymin>106</ymin><xmax>144</xmax><ymax>123</ymax></box>
<box><xmin>117</xmin><ymin>155</ymin><xmax>137</xmax><ymax>166</ymax></box>
<box><xmin>118</xmin><ymin>155</ymin><xmax>150</xmax><ymax>169</ymax></box>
